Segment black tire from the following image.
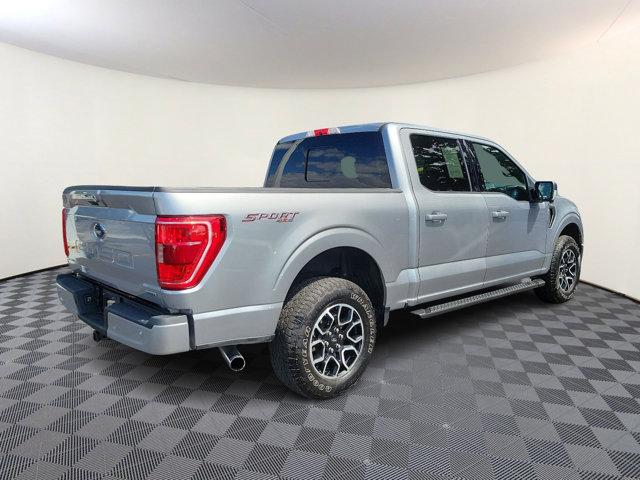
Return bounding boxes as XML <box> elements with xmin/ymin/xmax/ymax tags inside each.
<box><xmin>535</xmin><ymin>235</ymin><xmax>581</xmax><ymax>303</ymax></box>
<box><xmin>270</xmin><ymin>277</ymin><xmax>377</xmax><ymax>399</ymax></box>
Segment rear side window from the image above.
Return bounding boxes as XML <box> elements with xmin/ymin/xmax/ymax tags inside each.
<box><xmin>410</xmin><ymin>134</ymin><xmax>470</xmax><ymax>192</ymax></box>
<box><xmin>264</xmin><ymin>132</ymin><xmax>391</xmax><ymax>188</ymax></box>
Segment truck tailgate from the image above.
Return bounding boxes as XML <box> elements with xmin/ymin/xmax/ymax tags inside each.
<box><xmin>63</xmin><ymin>187</ymin><xmax>161</xmax><ymax>303</ymax></box>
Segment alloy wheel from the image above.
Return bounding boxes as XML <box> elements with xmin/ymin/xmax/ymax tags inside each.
<box><xmin>308</xmin><ymin>303</ymin><xmax>364</xmax><ymax>379</ymax></box>
<box><xmin>557</xmin><ymin>248</ymin><xmax>578</xmax><ymax>293</ymax></box>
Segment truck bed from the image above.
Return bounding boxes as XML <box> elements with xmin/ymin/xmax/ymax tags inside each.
<box><xmin>63</xmin><ymin>185</ymin><xmax>411</xmax><ymax>316</ymax></box>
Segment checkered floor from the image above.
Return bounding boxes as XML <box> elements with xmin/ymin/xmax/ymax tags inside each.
<box><xmin>1</xmin><ymin>268</ymin><xmax>640</xmax><ymax>479</ymax></box>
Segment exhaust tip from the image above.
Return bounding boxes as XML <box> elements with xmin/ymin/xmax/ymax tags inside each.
<box><xmin>219</xmin><ymin>345</ymin><xmax>246</xmax><ymax>372</ymax></box>
<box><xmin>229</xmin><ymin>356</ymin><xmax>246</xmax><ymax>372</ymax></box>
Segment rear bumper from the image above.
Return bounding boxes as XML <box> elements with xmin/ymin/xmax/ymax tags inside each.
<box><xmin>56</xmin><ymin>273</ymin><xmax>190</xmax><ymax>355</ymax></box>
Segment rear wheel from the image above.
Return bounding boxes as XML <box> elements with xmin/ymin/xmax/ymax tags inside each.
<box><xmin>535</xmin><ymin>235</ymin><xmax>581</xmax><ymax>303</ymax></box>
<box><xmin>270</xmin><ymin>277</ymin><xmax>377</xmax><ymax>399</ymax></box>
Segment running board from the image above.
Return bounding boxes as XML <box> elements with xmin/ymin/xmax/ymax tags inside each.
<box><xmin>410</xmin><ymin>279</ymin><xmax>545</xmax><ymax>319</ymax></box>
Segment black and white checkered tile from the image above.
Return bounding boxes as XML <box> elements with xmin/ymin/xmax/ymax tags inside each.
<box><xmin>1</xmin><ymin>267</ymin><xmax>640</xmax><ymax>479</ymax></box>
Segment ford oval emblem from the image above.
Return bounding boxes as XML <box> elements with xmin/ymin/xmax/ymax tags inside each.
<box><xmin>93</xmin><ymin>223</ymin><xmax>106</xmax><ymax>240</ymax></box>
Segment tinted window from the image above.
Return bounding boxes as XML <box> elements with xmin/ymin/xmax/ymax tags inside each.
<box><xmin>264</xmin><ymin>141</ymin><xmax>294</xmax><ymax>183</ymax></box>
<box><xmin>264</xmin><ymin>132</ymin><xmax>391</xmax><ymax>188</ymax></box>
<box><xmin>471</xmin><ymin>142</ymin><xmax>529</xmax><ymax>201</ymax></box>
<box><xmin>410</xmin><ymin>134</ymin><xmax>470</xmax><ymax>192</ymax></box>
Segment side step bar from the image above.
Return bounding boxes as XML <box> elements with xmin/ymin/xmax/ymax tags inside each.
<box><xmin>410</xmin><ymin>279</ymin><xmax>545</xmax><ymax>319</ymax></box>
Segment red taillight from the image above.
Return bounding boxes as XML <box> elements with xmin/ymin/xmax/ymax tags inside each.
<box><xmin>62</xmin><ymin>208</ymin><xmax>70</xmax><ymax>257</ymax></box>
<box><xmin>155</xmin><ymin>215</ymin><xmax>226</xmax><ymax>290</ymax></box>
<box><xmin>313</xmin><ymin>128</ymin><xmax>330</xmax><ymax>136</ymax></box>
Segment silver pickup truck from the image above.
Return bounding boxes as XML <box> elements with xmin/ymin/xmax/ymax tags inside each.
<box><xmin>57</xmin><ymin>122</ymin><xmax>583</xmax><ymax>398</ymax></box>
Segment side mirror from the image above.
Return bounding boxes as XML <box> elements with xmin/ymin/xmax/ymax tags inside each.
<box><xmin>534</xmin><ymin>181</ymin><xmax>555</xmax><ymax>202</ymax></box>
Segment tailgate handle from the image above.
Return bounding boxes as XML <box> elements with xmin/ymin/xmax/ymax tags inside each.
<box><xmin>70</xmin><ymin>192</ymin><xmax>100</xmax><ymax>205</ymax></box>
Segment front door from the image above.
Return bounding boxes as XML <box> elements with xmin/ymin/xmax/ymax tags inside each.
<box><xmin>402</xmin><ymin>130</ymin><xmax>489</xmax><ymax>303</ymax></box>
<box><xmin>465</xmin><ymin>140</ymin><xmax>549</xmax><ymax>286</ymax></box>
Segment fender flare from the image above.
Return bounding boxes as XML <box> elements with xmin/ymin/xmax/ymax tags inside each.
<box><xmin>549</xmin><ymin>212</ymin><xmax>583</xmax><ymax>252</ymax></box>
<box><xmin>272</xmin><ymin>227</ymin><xmax>391</xmax><ymax>301</ymax></box>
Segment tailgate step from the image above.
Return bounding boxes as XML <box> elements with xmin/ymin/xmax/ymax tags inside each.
<box><xmin>410</xmin><ymin>279</ymin><xmax>545</xmax><ymax>319</ymax></box>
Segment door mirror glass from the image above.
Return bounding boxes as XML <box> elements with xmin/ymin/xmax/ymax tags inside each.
<box><xmin>534</xmin><ymin>181</ymin><xmax>555</xmax><ymax>202</ymax></box>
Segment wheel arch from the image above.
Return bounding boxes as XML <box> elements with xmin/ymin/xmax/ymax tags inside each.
<box><xmin>554</xmin><ymin>213</ymin><xmax>583</xmax><ymax>252</ymax></box>
<box><xmin>273</xmin><ymin>228</ymin><xmax>390</xmax><ymax>326</ymax></box>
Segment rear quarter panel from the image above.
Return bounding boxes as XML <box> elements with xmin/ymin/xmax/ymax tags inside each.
<box><xmin>153</xmin><ymin>188</ymin><xmax>411</xmax><ymax>314</ymax></box>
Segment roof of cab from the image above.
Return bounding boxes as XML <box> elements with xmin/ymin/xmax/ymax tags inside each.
<box><xmin>277</xmin><ymin>123</ymin><xmax>384</xmax><ymax>143</ymax></box>
<box><xmin>276</xmin><ymin>122</ymin><xmax>492</xmax><ymax>144</ymax></box>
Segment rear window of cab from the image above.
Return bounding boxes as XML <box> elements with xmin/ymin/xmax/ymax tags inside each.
<box><xmin>264</xmin><ymin>132</ymin><xmax>392</xmax><ymax>188</ymax></box>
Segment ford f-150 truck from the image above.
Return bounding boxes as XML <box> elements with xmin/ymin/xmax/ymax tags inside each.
<box><xmin>57</xmin><ymin>123</ymin><xmax>583</xmax><ymax>398</ymax></box>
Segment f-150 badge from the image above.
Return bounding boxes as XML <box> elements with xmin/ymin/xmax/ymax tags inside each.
<box><xmin>242</xmin><ymin>212</ymin><xmax>299</xmax><ymax>223</ymax></box>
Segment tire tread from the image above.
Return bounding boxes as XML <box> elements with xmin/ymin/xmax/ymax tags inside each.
<box><xmin>535</xmin><ymin>235</ymin><xmax>580</xmax><ymax>303</ymax></box>
<box><xmin>270</xmin><ymin>277</ymin><xmax>374</xmax><ymax>398</ymax></box>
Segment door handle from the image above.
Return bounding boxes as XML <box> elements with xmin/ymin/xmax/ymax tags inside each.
<box><xmin>425</xmin><ymin>212</ymin><xmax>448</xmax><ymax>222</ymax></box>
<box><xmin>491</xmin><ymin>210</ymin><xmax>510</xmax><ymax>219</ymax></box>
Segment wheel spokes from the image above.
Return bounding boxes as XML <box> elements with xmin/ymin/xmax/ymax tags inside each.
<box><xmin>346</xmin><ymin>322</ymin><xmax>363</xmax><ymax>344</ymax></box>
<box><xmin>322</xmin><ymin>355</ymin><xmax>340</xmax><ymax>376</ymax></box>
<box><xmin>558</xmin><ymin>247</ymin><xmax>579</xmax><ymax>293</ymax></box>
<box><xmin>340</xmin><ymin>345</ymin><xmax>359</xmax><ymax>370</ymax></box>
<box><xmin>338</xmin><ymin>305</ymin><xmax>354</xmax><ymax>326</ymax></box>
<box><xmin>315</xmin><ymin>311</ymin><xmax>335</xmax><ymax>335</ymax></box>
<box><xmin>308</xmin><ymin>303</ymin><xmax>365</xmax><ymax>379</ymax></box>
<box><xmin>310</xmin><ymin>339</ymin><xmax>326</xmax><ymax>365</ymax></box>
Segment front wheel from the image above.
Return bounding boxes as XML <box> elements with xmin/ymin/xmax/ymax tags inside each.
<box><xmin>535</xmin><ymin>235</ymin><xmax>581</xmax><ymax>303</ymax></box>
<box><xmin>270</xmin><ymin>277</ymin><xmax>377</xmax><ymax>399</ymax></box>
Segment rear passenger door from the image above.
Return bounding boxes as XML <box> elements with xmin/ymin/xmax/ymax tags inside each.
<box><xmin>464</xmin><ymin>140</ymin><xmax>549</xmax><ymax>285</ymax></box>
<box><xmin>401</xmin><ymin>130</ymin><xmax>489</xmax><ymax>303</ymax></box>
